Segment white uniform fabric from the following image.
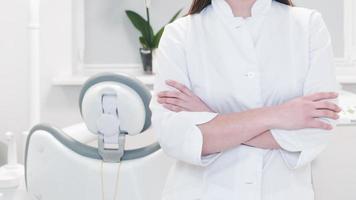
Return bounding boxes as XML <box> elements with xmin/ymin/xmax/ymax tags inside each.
<box><xmin>149</xmin><ymin>0</ymin><xmax>342</xmax><ymax>199</ymax></box>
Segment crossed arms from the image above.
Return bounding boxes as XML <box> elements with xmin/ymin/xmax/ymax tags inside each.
<box><xmin>156</xmin><ymin>80</ymin><xmax>340</xmax><ymax>156</ymax></box>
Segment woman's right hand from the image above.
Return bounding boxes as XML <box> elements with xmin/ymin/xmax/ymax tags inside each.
<box><xmin>272</xmin><ymin>92</ymin><xmax>341</xmax><ymax>130</ymax></box>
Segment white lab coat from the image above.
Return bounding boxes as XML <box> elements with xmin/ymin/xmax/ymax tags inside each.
<box><xmin>149</xmin><ymin>0</ymin><xmax>342</xmax><ymax>199</ymax></box>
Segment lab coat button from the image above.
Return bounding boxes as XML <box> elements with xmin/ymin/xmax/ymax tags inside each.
<box><xmin>245</xmin><ymin>72</ymin><xmax>255</xmax><ymax>78</ymax></box>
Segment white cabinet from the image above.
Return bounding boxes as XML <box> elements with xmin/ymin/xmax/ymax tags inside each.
<box><xmin>313</xmin><ymin>125</ymin><xmax>356</xmax><ymax>200</ymax></box>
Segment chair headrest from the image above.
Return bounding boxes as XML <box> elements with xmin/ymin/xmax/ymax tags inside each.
<box><xmin>79</xmin><ymin>73</ymin><xmax>152</xmax><ymax>135</ymax></box>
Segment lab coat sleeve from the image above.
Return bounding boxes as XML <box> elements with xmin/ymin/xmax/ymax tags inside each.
<box><xmin>270</xmin><ymin>12</ymin><xmax>342</xmax><ymax>169</ymax></box>
<box><xmin>149</xmin><ymin>22</ymin><xmax>221</xmax><ymax>167</ymax></box>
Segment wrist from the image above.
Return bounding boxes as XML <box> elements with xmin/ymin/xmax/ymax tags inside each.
<box><xmin>262</xmin><ymin>105</ymin><xmax>281</xmax><ymax>130</ymax></box>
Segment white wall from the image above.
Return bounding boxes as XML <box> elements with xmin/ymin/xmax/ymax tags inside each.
<box><xmin>0</xmin><ymin>0</ymin><xmax>30</xmax><ymax>165</ymax></box>
<box><xmin>294</xmin><ymin>0</ymin><xmax>345</xmax><ymax>57</ymax></box>
<box><xmin>38</xmin><ymin>0</ymin><xmax>84</xmax><ymax>128</ymax></box>
<box><xmin>84</xmin><ymin>0</ymin><xmax>191</xmax><ymax>64</ymax></box>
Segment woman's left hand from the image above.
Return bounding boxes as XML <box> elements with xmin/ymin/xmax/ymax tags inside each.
<box><xmin>157</xmin><ymin>80</ymin><xmax>213</xmax><ymax>112</ymax></box>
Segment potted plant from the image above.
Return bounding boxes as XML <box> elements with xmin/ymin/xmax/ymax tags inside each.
<box><xmin>126</xmin><ymin>1</ymin><xmax>182</xmax><ymax>74</ymax></box>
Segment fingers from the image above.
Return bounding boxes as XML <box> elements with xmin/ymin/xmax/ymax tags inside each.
<box><xmin>162</xmin><ymin>103</ymin><xmax>184</xmax><ymax>112</ymax></box>
<box><xmin>314</xmin><ymin>101</ymin><xmax>342</xmax><ymax>112</ymax></box>
<box><xmin>312</xmin><ymin>110</ymin><xmax>340</xmax><ymax>120</ymax></box>
<box><xmin>157</xmin><ymin>90</ymin><xmax>186</xmax><ymax>100</ymax></box>
<box><xmin>157</xmin><ymin>96</ymin><xmax>183</xmax><ymax>106</ymax></box>
<box><xmin>304</xmin><ymin>92</ymin><xmax>338</xmax><ymax>102</ymax></box>
<box><xmin>165</xmin><ymin>80</ymin><xmax>194</xmax><ymax>96</ymax></box>
<box><xmin>308</xmin><ymin>119</ymin><xmax>333</xmax><ymax>130</ymax></box>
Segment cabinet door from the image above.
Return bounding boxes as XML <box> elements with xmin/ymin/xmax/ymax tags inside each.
<box><xmin>312</xmin><ymin>125</ymin><xmax>356</xmax><ymax>200</ymax></box>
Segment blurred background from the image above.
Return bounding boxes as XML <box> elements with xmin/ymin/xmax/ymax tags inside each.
<box><xmin>0</xmin><ymin>0</ymin><xmax>355</xmax><ymax>199</ymax></box>
<box><xmin>0</xmin><ymin>0</ymin><xmax>355</xmax><ymax>175</ymax></box>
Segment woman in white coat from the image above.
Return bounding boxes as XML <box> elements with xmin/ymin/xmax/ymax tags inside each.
<box><xmin>149</xmin><ymin>0</ymin><xmax>342</xmax><ymax>199</ymax></box>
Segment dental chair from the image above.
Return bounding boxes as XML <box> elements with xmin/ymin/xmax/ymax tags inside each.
<box><xmin>25</xmin><ymin>73</ymin><xmax>174</xmax><ymax>200</ymax></box>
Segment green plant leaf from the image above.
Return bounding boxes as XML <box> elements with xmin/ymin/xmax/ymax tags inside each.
<box><xmin>139</xmin><ymin>36</ymin><xmax>149</xmax><ymax>49</ymax></box>
<box><xmin>126</xmin><ymin>10</ymin><xmax>154</xmax><ymax>48</ymax></box>
<box><xmin>152</xmin><ymin>28</ymin><xmax>164</xmax><ymax>48</ymax></box>
<box><xmin>169</xmin><ymin>8</ymin><xmax>183</xmax><ymax>23</ymax></box>
<box><xmin>152</xmin><ymin>9</ymin><xmax>183</xmax><ymax>48</ymax></box>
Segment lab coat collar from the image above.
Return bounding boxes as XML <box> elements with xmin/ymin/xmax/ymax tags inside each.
<box><xmin>212</xmin><ymin>0</ymin><xmax>272</xmax><ymax>28</ymax></box>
